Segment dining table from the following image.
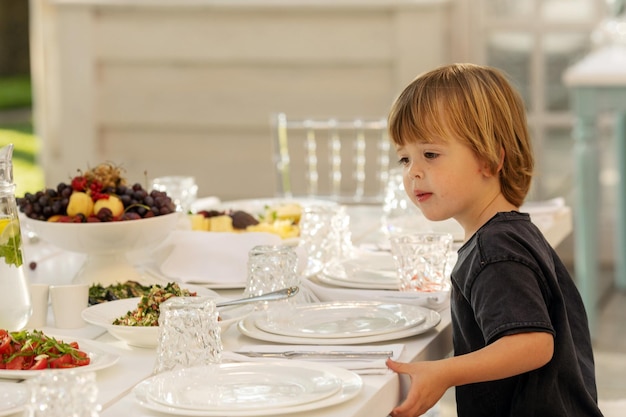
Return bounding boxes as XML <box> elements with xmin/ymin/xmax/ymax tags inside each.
<box><xmin>4</xmin><ymin>201</ymin><xmax>573</xmax><ymax>417</ymax></box>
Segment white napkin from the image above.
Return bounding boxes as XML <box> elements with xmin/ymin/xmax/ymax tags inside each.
<box><xmin>224</xmin><ymin>343</ymin><xmax>404</xmax><ymax>375</ymax></box>
<box><xmin>157</xmin><ymin>230</ymin><xmax>282</xmax><ymax>285</ymax></box>
<box><xmin>302</xmin><ymin>276</ymin><xmax>450</xmax><ymax>312</ymax></box>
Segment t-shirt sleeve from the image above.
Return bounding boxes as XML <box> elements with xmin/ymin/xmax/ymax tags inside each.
<box><xmin>469</xmin><ymin>260</ymin><xmax>555</xmax><ymax>344</ymax></box>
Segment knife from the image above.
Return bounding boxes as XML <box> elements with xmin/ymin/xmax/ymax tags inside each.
<box><xmin>233</xmin><ymin>350</ymin><xmax>394</xmax><ymax>359</ymax></box>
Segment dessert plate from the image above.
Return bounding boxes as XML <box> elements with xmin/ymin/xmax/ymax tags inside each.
<box><xmin>253</xmin><ymin>301</ymin><xmax>425</xmax><ymax>339</ymax></box>
<box><xmin>319</xmin><ymin>251</ymin><xmax>399</xmax><ymax>290</ymax></box>
<box><xmin>133</xmin><ymin>361</ymin><xmax>362</xmax><ymax>416</ymax></box>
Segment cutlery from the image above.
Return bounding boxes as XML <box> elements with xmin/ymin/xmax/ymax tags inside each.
<box><xmin>215</xmin><ymin>286</ymin><xmax>299</xmax><ymax>308</ymax></box>
<box><xmin>234</xmin><ymin>350</ymin><xmax>394</xmax><ymax>359</ymax></box>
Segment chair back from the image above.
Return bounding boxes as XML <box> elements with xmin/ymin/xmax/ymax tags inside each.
<box><xmin>271</xmin><ymin>113</ymin><xmax>392</xmax><ymax>204</ymax></box>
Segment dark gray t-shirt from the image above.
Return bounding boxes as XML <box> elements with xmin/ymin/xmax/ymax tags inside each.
<box><xmin>451</xmin><ymin>211</ymin><xmax>603</xmax><ymax>417</ymax></box>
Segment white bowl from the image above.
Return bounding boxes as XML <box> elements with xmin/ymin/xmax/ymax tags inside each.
<box><xmin>23</xmin><ymin>213</ymin><xmax>180</xmax><ymax>286</ymax></box>
<box><xmin>81</xmin><ymin>296</ymin><xmax>253</xmax><ymax>348</ymax></box>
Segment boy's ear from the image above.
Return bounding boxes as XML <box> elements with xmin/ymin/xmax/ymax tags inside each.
<box><xmin>480</xmin><ymin>148</ymin><xmax>505</xmax><ymax>177</ymax></box>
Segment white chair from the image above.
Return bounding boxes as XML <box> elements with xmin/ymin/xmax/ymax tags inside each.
<box><xmin>271</xmin><ymin>112</ymin><xmax>392</xmax><ymax>204</ymax></box>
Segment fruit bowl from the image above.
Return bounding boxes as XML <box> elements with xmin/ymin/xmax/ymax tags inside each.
<box><xmin>23</xmin><ymin>213</ymin><xmax>180</xmax><ymax>286</ymax></box>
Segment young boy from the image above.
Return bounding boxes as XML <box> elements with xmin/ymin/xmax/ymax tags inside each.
<box><xmin>386</xmin><ymin>63</ymin><xmax>603</xmax><ymax>417</ymax></box>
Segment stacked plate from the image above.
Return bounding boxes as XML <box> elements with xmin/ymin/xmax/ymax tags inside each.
<box><xmin>237</xmin><ymin>301</ymin><xmax>440</xmax><ymax>345</ymax></box>
<box><xmin>318</xmin><ymin>251</ymin><xmax>399</xmax><ymax>290</ymax></box>
<box><xmin>133</xmin><ymin>362</ymin><xmax>362</xmax><ymax>416</ymax></box>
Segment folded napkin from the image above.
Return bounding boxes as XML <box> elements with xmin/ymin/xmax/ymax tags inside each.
<box><xmin>157</xmin><ymin>230</ymin><xmax>282</xmax><ymax>285</ymax></box>
<box><xmin>302</xmin><ymin>276</ymin><xmax>450</xmax><ymax>312</ymax></box>
<box><xmin>224</xmin><ymin>343</ymin><xmax>404</xmax><ymax>375</ymax></box>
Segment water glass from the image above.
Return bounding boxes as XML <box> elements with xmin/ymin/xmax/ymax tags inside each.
<box><xmin>26</xmin><ymin>370</ymin><xmax>100</xmax><ymax>417</ymax></box>
<box><xmin>153</xmin><ymin>296</ymin><xmax>222</xmax><ymax>374</ymax></box>
<box><xmin>381</xmin><ymin>168</ymin><xmax>425</xmax><ymax>236</ymax></box>
<box><xmin>390</xmin><ymin>232</ymin><xmax>454</xmax><ymax>292</ymax></box>
<box><xmin>298</xmin><ymin>205</ymin><xmax>352</xmax><ymax>275</ymax></box>
<box><xmin>243</xmin><ymin>245</ymin><xmax>299</xmax><ymax>303</ymax></box>
<box><xmin>151</xmin><ymin>175</ymin><xmax>198</xmax><ymax>213</ymax></box>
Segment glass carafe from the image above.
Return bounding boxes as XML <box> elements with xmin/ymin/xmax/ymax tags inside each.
<box><xmin>0</xmin><ymin>144</ymin><xmax>31</xmax><ymax>330</ymax></box>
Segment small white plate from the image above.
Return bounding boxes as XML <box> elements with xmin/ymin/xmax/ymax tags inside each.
<box><xmin>320</xmin><ymin>252</ymin><xmax>399</xmax><ymax>290</ymax></box>
<box><xmin>82</xmin><ymin>296</ymin><xmax>253</xmax><ymax>348</ymax></box>
<box><xmin>0</xmin><ymin>383</ymin><xmax>28</xmax><ymax>416</ymax></box>
<box><xmin>253</xmin><ymin>301</ymin><xmax>426</xmax><ymax>339</ymax></box>
<box><xmin>238</xmin><ymin>305</ymin><xmax>440</xmax><ymax>345</ymax></box>
<box><xmin>0</xmin><ymin>338</ymin><xmax>120</xmax><ymax>380</ymax></box>
<box><xmin>133</xmin><ymin>361</ymin><xmax>362</xmax><ymax>416</ymax></box>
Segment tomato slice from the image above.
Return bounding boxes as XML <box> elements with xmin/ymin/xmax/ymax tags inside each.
<box><xmin>49</xmin><ymin>353</ymin><xmax>74</xmax><ymax>369</ymax></box>
<box><xmin>5</xmin><ymin>355</ymin><xmax>25</xmax><ymax>370</ymax></box>
<box><xmin>29</xmin><ymin>357</ymin><xmax>48</xmax><ymax>370</ymax></box>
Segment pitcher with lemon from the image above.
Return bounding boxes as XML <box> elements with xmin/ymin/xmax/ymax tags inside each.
<box><xmin>0</xmin><ymin>144</ymin><xmax>31</xmax><ymax>330</ymax></box>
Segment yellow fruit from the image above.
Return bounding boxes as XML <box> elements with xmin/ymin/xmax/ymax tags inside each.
<box><xmin>66</xmin><ymin>192</ymin><xmax>94</xmax><ymax>217</ymax></box>
<box><xmin>94</xmin><ymin>195</ymin><xmax>124</xmax><ymax>218</ymax></box>
<box><xmin>0</xmin><ymin>218</ymin><xmax>20</xmax><ymax>245</ymax></box>
<box><xmin>209</xmin><ymin>215</ymin><xmax>234</xmax><ymax>232</ymax></box>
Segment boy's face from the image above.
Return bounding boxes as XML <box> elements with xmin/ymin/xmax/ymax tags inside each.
<box><xmin>394</xmin><ymin>136</ymin><xmax>497</xmax><ymax>225</ymax></box>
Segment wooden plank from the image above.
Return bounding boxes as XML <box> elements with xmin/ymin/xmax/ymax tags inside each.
<box><xmin>96</xmin><ymin>64</ymin><xmax>394</xmax><ymax>126</ymax></box>
<box><xmin>98</xmin><ymin>127</ymin><xmax>276</xmax><ymax>200</ymax></box>
<box><xmin>93</xmin><ymin>8</ymin><xmax>394</xmax><ymax>63</ymax></box>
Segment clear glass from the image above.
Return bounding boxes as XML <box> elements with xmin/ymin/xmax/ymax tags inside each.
<box><xmin>0</xmin><ymin>144</ymin><xmax>31</xmax><ymax>330</ymax></box>
<box><xmin>390</xmin><ymin>233</ymin><xmax>454</xmax><ymax>292</ymax></box>
<box><xmin>151</xmin><ymin>175</ymin><xmax>198</xmax><ymax>213</ymax></box>
<box><xmin>26</xmin><ymin>370</ymin><xmax>100</xmax><ymax>417</ymax></box>
<box><xmin>243</xmin><ymin>245</ymin><xmax>299</xmax><ymax>302</ymax></box>
<box><xmin>381</xmin><ymin>168</ymin><xmax>426</xmax><ymax>236</ymax></box>
<box><xmin>154</xmin><ymin>296</ymin><xmax>222</xmax><ymax>374</ymax></box>
<box><xmin>298</xmin><ymin>205</ymin><xmax>352</xmax><ymax>274</ymax></box>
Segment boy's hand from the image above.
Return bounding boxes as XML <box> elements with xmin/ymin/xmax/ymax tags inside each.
<box><xmin>386</xmin><ymin>358</ymin><xmax>449</xmax><ymax>417</ymax></box>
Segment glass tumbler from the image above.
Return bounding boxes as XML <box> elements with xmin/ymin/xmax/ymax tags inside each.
<box><xmin>243</xmin><ymin>245</ymin><xmax>299</xmax><ymax>301</ymax></box>
<box><xmin>298</xmin><ymin>205</ymin><xmax>352</xmax><ymax>275</ymax></box>
<box><xmin>151</xmin><ymin>175</ymin><xmax>198</xmax><ymax>213</ymax></box>
<box><xmin>153</xmin><ymin>296</ymin><xmax>222</xmax><ymax>374</ymax></box>
<box><xmin>26</xmin><ymin>370</ymin><xmax>100</xmax><ymax>417</ymax></box>
<box><xmin>381</xmin><ymin>167</ymin><xmax>425</xmax><ymax>237</ymax></box>
<box><xmin>390</xmin><ymin>232</ymin><xmax>454</xmax><ymax>292</ymax></box>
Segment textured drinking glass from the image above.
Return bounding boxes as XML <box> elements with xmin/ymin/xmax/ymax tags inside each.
<box><xmin>153</xmin><ymin>296</ymin><xmax>222</xmax><ymax>374</ymax></box>
<box><xmin>390</xmin><ymin>233</ymin><xmax>454</xmax><ymax>292</ymax></box>
<box><xmin>151</xmin><ymin>175</ymin><xmax>198</xmax><ymax>213</ymax></box>
<box><xmin>26</xmin><ymin>370</ymin><xmax>100</xmax><ymax>417</ymax></box>
<box><xmin>381</xmin><ymin>168</ymin><xmax>425</xmax><ymax>237</ymax></box>
<box><xmin>243</xmin><ymin>245</ymin><xmax>299</xmax><ymax>302</ymax></box>
<box><xmin>298</xmin><ymin>205</ymin><xmax>352</xmax><ymax>275</ymax></box>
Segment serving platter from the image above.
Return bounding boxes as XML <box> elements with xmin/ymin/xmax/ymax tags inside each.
<box><xmin>81</xmin><ymin>295</ymin><xmax>253</xmax><ymax>348</ymax></box>
<box><xmin>133</xmin><ymin>361</ymin><xmax>362</xmax><ymax>416</ymax></box>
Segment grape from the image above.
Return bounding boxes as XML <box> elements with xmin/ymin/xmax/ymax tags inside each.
<box><xmin>17</xmin><ymin>177</ymin><xmax>176</xmax><ymax>222</ymax></box>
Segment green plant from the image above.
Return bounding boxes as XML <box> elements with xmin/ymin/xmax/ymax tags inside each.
<box><xmin>0</xmin><ymin>75</ymin><xmax>32</xmax><ymax>109</ymax></box>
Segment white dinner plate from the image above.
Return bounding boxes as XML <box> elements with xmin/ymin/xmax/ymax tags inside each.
<box><xmin>81</xmin><ymin>295</ymin><xmax>253</xmax><ymax>348</ymax></box>
<box><xmin>238</xmin><ymin>304</ymin><xmax>441</xmax><ymax>345</ymax></box>
<box><xmin>133</xmin><ymin>361</ymin><xmax>362</xmax><ymax>416</ymax></box>
<box><xmin>0</xmin><ymin>337</ymin><xmax>120</xmax><ymax>380</ymax></box>
<box><xmin>146</xmin><ymin>362</ymin><xmax>342</xmax><ymax>411</ymax></box>
<box><xmin>253</xmin><ymin>301</ymin><xmax>426</xmax><ymax>339</ymax></box>
<box><xmin>0</xmin><ymin>383</ymin><xmax>28</xmax><ymax>416</ymax></box>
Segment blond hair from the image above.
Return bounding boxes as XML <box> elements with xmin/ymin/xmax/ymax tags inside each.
<box><xmin>388</xmin><ymin>63</ymin><xmax>534</xmax><ymax>207</ymax></box>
